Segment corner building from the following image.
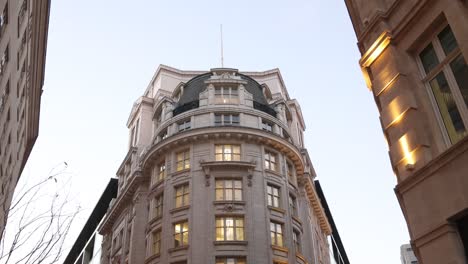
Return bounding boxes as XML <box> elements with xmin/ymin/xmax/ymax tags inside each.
<box><xmin>344</xmin><ymin>0</ymin><xmax>468</xmax><ymax>263</ymax></box>
<box><xmin>99</xmin><ymin>66</ymin><xmax>334</xmax><ymax>264</ymax></box>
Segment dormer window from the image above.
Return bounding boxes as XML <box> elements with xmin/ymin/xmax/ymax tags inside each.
<box><xmin>215</xmin><ymin>87</ymin><xmax>239</xmax><ymax>104</ymax></box>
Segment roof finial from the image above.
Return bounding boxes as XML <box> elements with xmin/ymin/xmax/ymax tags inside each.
<box><xmin>220</xmin><ymin>24</ymin><xmax>224</xmax><ymax>68</ymax></box>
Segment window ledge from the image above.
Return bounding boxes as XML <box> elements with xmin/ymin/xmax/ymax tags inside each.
<box><xmin>150</xmin><ymin>179</ymin><xmax>165</xmax><ymax>191</ymax></box>
<box><xmin>168</xmin><ymin>245</ymin><xmax>189</xmax><ymax>253</ymax></box>
<box><xmin>271</xmin><ymin>245</ymin><xmax>289</xmax><ymax>253</ymax></box>
<box><xmin>144</xmin><ymin>253</ymin><xmax>160</xmax><ymax>264</ymax></box>
<box><xmin>265</xmin><ymin>169</ymin><xmax>282</xmax><ymax>177</ymax></box>
<box><xmin>170</xmin><ymin>205</ymin><xmax>190</xmax><ymax>214</ymax></box>
<box><xmin>200</xmin><ymin>160</ymin><xmax>256</xmax><ymax>169</ymax></box>
<box><xmin>268</xmin><ymin>206</ymin><xmax>286</xmax><ymax>214</ymax></box>
<box><xmin>170</xmin><ymin>168</ymin><xmax>190</xmax><ymax>177</ymax></box>
<box><xmin>296</xmin><ymin>253</ymin><xmax>306</xmax><ymax>262</ymax></box>
<box><xmin>213</xmin><ymin>200</ymin><xmax>246</xmax><ymax>205</ymax></box>
<box><xmin>147</xmin><ymin>215</ymin><xmax>163</xmax><ymax>227</ymax></box>
<box><xmin>214</xmin><ymin>240</ymin><xmax>248</xmax><ymax>246</ymax></box>
<box><xmin>292</xmin><ymin>215</ymin><xmax>302</xmax><ymax>226</ymax></box>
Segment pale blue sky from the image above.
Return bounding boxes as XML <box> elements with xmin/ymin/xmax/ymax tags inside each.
<box><xmin>20</xmin><ymin>0</ymin><xmax>409</xmax><ymax>263</ymax></box>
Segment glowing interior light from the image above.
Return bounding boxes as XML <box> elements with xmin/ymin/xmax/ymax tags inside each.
<box><xmin>400</xmin><ymin>135</ymin><xmax>415</xmax><ymax>166</ymax></box>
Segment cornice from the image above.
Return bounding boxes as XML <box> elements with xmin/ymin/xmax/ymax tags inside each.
<box><xmin>99</xmin><ymin>170</ymin><xmax>146</xmax><ymax>234</ymax></box>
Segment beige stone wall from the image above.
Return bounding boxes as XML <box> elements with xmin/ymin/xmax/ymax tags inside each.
<box><xmin>345</xmin><ymin>0</ymin><xmax>468</xmax><ymax>263</ymax></box>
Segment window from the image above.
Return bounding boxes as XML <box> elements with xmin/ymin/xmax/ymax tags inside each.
<box><xmin>176</xmin><ymin>150</ymin><xmax>190</xmax><ymax>171</ymax></box>
<box><xmin>262</xmin><ymin>120</ymin><xmax>273</xmax><ymax>132</ymax></box>
<box><xmin>270</xmin><ymin>222</ymin><xmax>284</xmax><ymax>247</ymax></box>
<box><xmin>215</xmin><ymin>113</ymin><xmax>240</xmax><ymax>126</ymax></box>
<box><xmin>419</xmin><ymin>25</ymin><xmax>468</xmax><ymax>144</ymax></box>
<box><xmin>267</xmin><ymin>185</ymin><xmax>280</xmax><ymax>208</ymax></box>
<box><xmin>216</xmin><ymin>217</ymin><xmax>244</xmax><ymax>241</ymax></box>
<box><xmin>293</xmin><ymin>230</ymin><xmax>301</xmax><ymax>253</ymax></box>
<box><xmin>289</xmin><ymin>194</ymin><xmax>297</xmax><ymax>216</ymax></box>
<box><xmin>175</xmin><ymin>184</ymin><xmax>189</xmax><ymax>208</ymax></box>
<box><xmin>287</xmin><ymin>162</ymin><xmax>294</xmax><ymax>180</ymax></box>
<box><xmin>215</xmin><ymin>179</ymin><xmax>242</xmax><ymax>201</ymax></box>
<box><xmin>159</xmin><ymin>128</ymin><xmax>168</xmax><ymax>140</ymax></box>
<box><xmin>152</xmin><ymin>194</ymin><xmax>163</xmax><ymax>219</ymax></box>
<box><xmin>216</xmin><ymin>257</ymin><xmax>246</xmax><ymax>264</ymax></box>
<box><xmin>153</xmin><ymin>161</ymin><xmax>166</xmax><ymax>184</ymax></box>
<box><xmin>174</xmin><ymin>221</ymin><xmax>189</xmax><ymax>247</ymax></box>
<box><xmin>215</xmin><ymin>144</ymin><xmax>241</xmax><ymax>161</ymax></box>
<box><xmin>152</xmin><ymin>230</ymin><xmax>161</xmax><ymax>255</ymax></box>
<box><xmin>215</xmin><ymin>87</ymin><xmax>239</xmax><ymax>104</ymax></box>
<box><xmin>178</xmin><ymin>119</ymin><xmax>191</xmax><ymax>132</ymax></box>
<box><xmin>264</xmin><ymin>151</ymin><xmax>277</xmax><ymax>171</ymax></box>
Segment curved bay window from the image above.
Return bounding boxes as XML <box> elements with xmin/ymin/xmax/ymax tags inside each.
<box><xmin>419</xmin><ymin>25</ymin><xmax>468</xmax><ymax>144</ymax></box>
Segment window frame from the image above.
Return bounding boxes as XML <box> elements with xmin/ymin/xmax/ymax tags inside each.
<box><xmin>173</xmin><ymin>221</ymin><xmax>189</xmax><ymax>248</ymax></box>
<box><xmin>215</xmin><ymin>216</ymin><xmax>245</xmax><ymax>241</ymax></box>
<box><xmin>152</xmin><ymin>193</ymin><xmax>163</xmax><ymax>220</ymax></box>
<box><xmin>416</xmin><ymin>24</ymin><xmax>468</xmax><ymax>145</ymax></box>
<box><xmin>215</xmin><ymin>144</ymin><xmax>241</xmax><ymax>161</ymax></box>
<box><xmin>270</xmin><ymin>221</ymin><xmax>284</xmax><ymax>247</ymax></box>
<box><xmin>152</xmin><ymin>229</ymin><xmax>161</xmax><ymax>255</ymax></box>
<box><xmin>215</xmin><ymin>179</ymin><xmax>243</xmax><ymax>201</ymax></box>
<box><xmin>152</xmin><ymin>160</ymin><xmax>166</xmax><ymax>184</ymax></box>
<box><xmin>264</xmin><ymin>150</ymin><xmax>278</xmax><ymax>171</ymax></box>
<box><xmin>174</xmin><ymin>184</ymin><xmax>190</xmax><ymax>208</ymax></box>
<box><xmin>176</xmin><ymin>149</ymin><xmax>190</xmax><ymax>171</ymax></box>
<box><xmin>262</xmin><ymin>119</ymin><xmax>273</xmax><ymax>132</ymax></box>
<box><xmin>178</xmin><ymin>119</ymin><xmax>191</xmax><ymax>132</ymax></box>
<box><xmin>289</xmin><ymin>194</ymin><xmax>298</xmax><ymax>217</ymax></box>
<box><xmin>215</xmin><ymin>113</ymin><xmax>240</xmax><ymax>126</ymax></box>
<box><xmin>293</xmin><ymin>229</ymin><xmax>301</xmax><ymax>253</ymax></box>
<box><xmin>215</xmin><ymin>86</ymin><xmax>240</xmax><ymax>104</ymax></box>
<box><xmin>216</xmin><ymin>257</ymin><xmax>246</xmax><ymax>264</ymax></box>
<box><xmin>267</xmin><ymin>184</ymin><xmax>281</xmax><ymax>208</ymax></box>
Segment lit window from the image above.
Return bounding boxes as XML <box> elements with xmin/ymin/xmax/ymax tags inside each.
<box><xmin>215</xmin><ymin>144</ymin><xmax>241</xmax><ymax>161</ymax></box>
<box><xmin>270</xmin><ymin>222</ymin><xmax>284</xmax><ymax>247</ymax></box>
<box><xmin>419</xmin><ymin>25</ymin><xmax>468</xmax><ymax>144</ymax></box>
<box><xmin>176</xmin><ymin>150</ymin><xmax>190</xmax><ymax>171</ymax></box>
<box><xmin>293</xmin><ymin>230</ymin><xmax>301</xmax><ymax>253</ymax></box>
<box><xmin>267</xmin><ymin>185</ymin><xmax>280</xmax><ymax>208</ymax></box>
<box><xmin>216</xmin><ymin>257</ymin><xmax>246</xmax><ymax>264</ymax></box>
<box><xmin>175</xmin><ymin>184</ymin><xmax>189</xmax><ymax>208</ymax></box>
<box><xmin>215</xmin><ymin>179</ymin><xmax>242</xmax><ymax>201</ymax></box>
<box><xmin>216</xmin><ymin>217</ymin><xmax>244</xmax><ymax>241</ymax></box>
<box><xmin>152</xmin><ymin>194</ymin><xmax>163</xmax><ymax>219</ymax></box>
<box><xmin>289</xmin><ymin>194</ymin><xmax>297</xmax><ymax>217</ymax></box>
<box><xmin>174</xmin><ymin>221</ymin><xmax>189</xmax><ymax>247</ymax></box>
<box><xmin>262</xmin><ymin>120</ymin><xmax>273</xmax><ymax>132</ymax></box>
<box><xmin>178</xmin><ymin>119</ymin><xmax>191</xmax><ymax>132</ymax></box>
<box><xmin>215</xmin><ymin>87</ymin><xmax>239</xmax><ymax>104</ymax></box>
<box><xmin>215</xmin><ymin>113</ymin><xmax>240</xmax><ymax>126</ymax></box>
<box><xmin>264</xmin><ymin>151</ymin><xmax>277</xmax><ymax>171</ymax></box>
<box><xmin>152</xmin><ymin>161</ymin><xmax>165</xmax><ymax>184</ymax></box>
<box><xmin>152</xmin><ymin>229</ymin><xmax>161</xmax><ymax>255</ymax></box>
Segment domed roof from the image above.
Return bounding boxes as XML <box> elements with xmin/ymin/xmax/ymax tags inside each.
<box><xmin>173</xmin><ymin>70</ymin><xmax>276</xmax><ymax>117</ymax></box>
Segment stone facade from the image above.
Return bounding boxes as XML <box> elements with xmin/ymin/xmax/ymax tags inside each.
<box><xmin>98</xmin><ymin>66</ymin><xmax>333</xmax><ymax>264</ymax></box>
<box><xmin>344</xmin><ymin>0</ymin><xmax>468</xmax><ymax>263</ymax></box>
<box><xmin>0</xmin><ymin>0</ymin><xmax>50</xmax><ymax>239</ymax></box>
<box><xmin>401</xmin><ymin>244</ymin><xmax>418</xmax><ymax>264</ymax></box>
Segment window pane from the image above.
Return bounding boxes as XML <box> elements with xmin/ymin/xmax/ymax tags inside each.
<box><xmin>216</xmin><ymin>189</ymin><xmax>224</xmax><ymax>200</ymax></box>
<box><xmin>420</xmin><ymin>44</ymin><xmax>439</xmax><ymax>74</ymax></box>
<box><xmin>234</xmin><ymin>189</ymin><xmax>242</xmax><ymax>200</ymax></box>
<box><xmin>182</xmin><ymin>232</ymin><xmax>189</xmax><ymax>245</ymax></box>
<box><xmin>429</xmin><ymin>72</ymin><xmax>467</xmax><ymax>143</ymax></box>
<box><xmin>438</xmin><ymin>26</ymin><xmax>458</xmax><ymax>55</ymax></box>
<box><xmin>236</xmin><ymin>228</ymin><xmax>244</xmax><ymax>240</ymax></box>
<box><xmin>226</xmin><ymin>189</ymin><xmax>233</xmax><ymax>200</ymax></box>
<box><xmin>450</xmin><ymin>55</ymin><xmax>468</xmax><ymax>107</ymax></box>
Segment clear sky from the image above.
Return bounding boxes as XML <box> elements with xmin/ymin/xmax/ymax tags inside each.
<box><xmin>20</xmin><ymin>0</ymin><xmax>409</xmax><ymax>263</ymax></box>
